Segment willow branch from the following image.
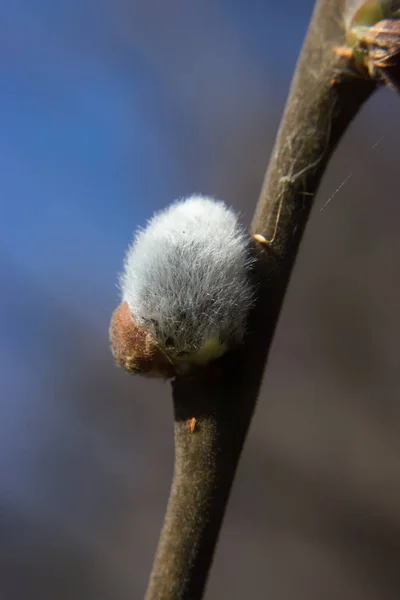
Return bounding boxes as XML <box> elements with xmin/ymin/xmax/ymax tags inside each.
<box><xmin>144</xmin><ymin>1</ymin><xmax>376</xmax><ymax>599</ymax></box>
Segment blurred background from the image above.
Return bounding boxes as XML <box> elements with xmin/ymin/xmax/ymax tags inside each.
<box><xmin>1</xmin><ymin>0</ymin><xmax>400</xmax><ymax>598</ymax></box>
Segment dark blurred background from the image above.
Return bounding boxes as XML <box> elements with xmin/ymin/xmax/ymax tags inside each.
<box><xmin>1</xmin><ymin>1</ymin><xmax>400</xmax><ymax>598</ymax></box>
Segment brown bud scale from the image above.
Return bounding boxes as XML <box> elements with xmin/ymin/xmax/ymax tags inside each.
<box><xmin>109</xmin><ymin>301</ymin><xmax>176</xmax><ymax>378</ymax></box>
<box><xmin>361</xmin><ymin>19</ymin><xmax>400</xmax><ymax>88</ymax></box>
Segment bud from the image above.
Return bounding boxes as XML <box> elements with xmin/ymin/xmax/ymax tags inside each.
<box><xmin>334</xmin><ymin>1</ymin><xmax>400</xmax><ymax>90</ymax></box>
<box><xmin>110</xmin><ymin>196</ymin><xmax>255</xmax><ymax>378</ymax></box>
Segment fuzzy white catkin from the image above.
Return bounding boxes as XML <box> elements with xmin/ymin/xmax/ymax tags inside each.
<box><xmin>120</xmin><ymin>195</ymin><xmax>255</xmax><ymax>363</ymax></box>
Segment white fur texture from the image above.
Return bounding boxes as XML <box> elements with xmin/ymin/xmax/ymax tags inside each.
<box><xmin>120</xmin><ymin>195</ymin><xmax>254</xmax><ymax>361</ymax></box>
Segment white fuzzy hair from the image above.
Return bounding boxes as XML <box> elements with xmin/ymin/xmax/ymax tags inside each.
<box><xmin>120</xmin><ymin>195</ymin><xmax>254</xmax><ymax>360</ymax></box>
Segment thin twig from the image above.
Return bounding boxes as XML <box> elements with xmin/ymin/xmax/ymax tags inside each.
<box><xmin>144</xmin><ymin>1</ymin><xmax>376</xmax><ymax>598</ymax></box>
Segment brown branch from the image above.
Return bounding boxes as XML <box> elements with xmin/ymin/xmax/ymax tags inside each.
<box><xmin>144</xmin><ymin>1</ymin><xmax>376</xmax><ymax>599</ymax></box>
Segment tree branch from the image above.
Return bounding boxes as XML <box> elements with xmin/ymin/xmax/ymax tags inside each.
<box><xmin>144</xmin><ymin>1</ymin><xmax>376</xmax><ymax>599</ymax></box>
